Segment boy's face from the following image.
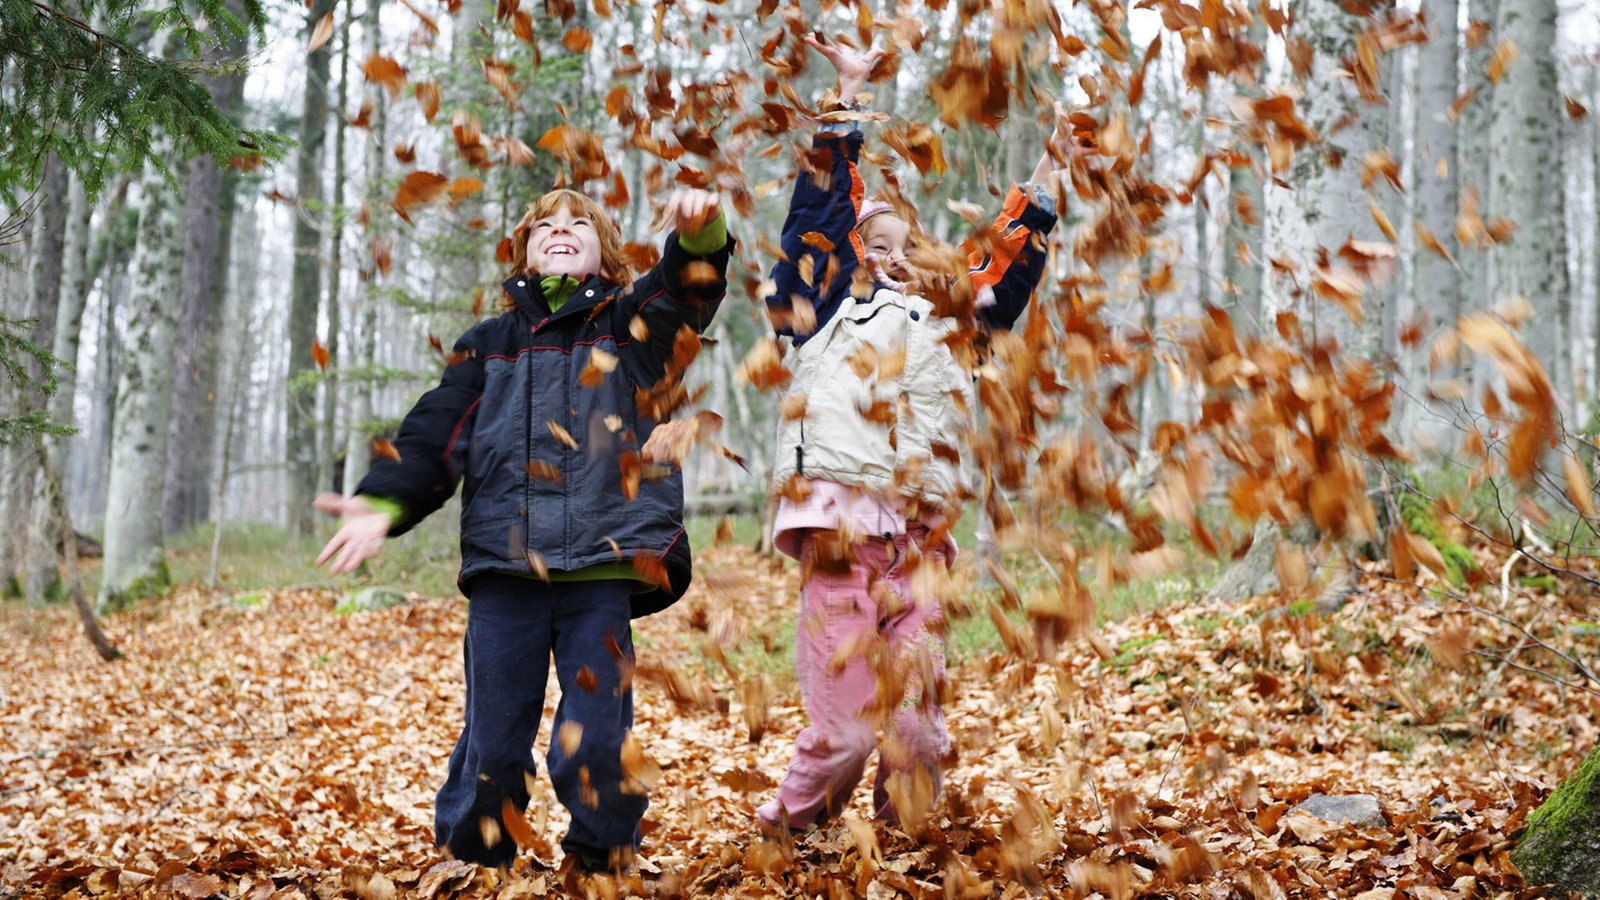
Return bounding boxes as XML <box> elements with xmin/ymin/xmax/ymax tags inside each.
<box><xmin>860</xmin><ymin>214</ymin><xmax>912</xmax><ymax>281</ymax></box>
<box><xmin>526</xmin><ymin>204</ymin><xmax>602</xmax><ymax>280</ymax></box>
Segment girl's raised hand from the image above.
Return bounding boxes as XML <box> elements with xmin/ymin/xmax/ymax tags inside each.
<box><xmin>803</xmin><ymin>33</ymin><xmax>884</xmax><ymax>102</ymax></box>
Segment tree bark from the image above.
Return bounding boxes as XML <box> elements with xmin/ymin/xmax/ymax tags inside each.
<box><xmin>1293</xmin><ymin>0</ymin><xmax>1393</xmax><ymax>357</ymax></box>
<box><xmin>285</xmin><ymin>0</ymin><xmax>337</xmax><ymax>535</ymax></box>
<box><xmin>99</xmin><ymin>129</ymin><xmax>183</xmax><ymax>611</ymax></box>
<box><xmin>1221</xmin><ymin>16</ymin><xmax>1267</xmax><ymax>331</ymax></box>
<box><xmin>15</xmin><ymin>152</ymin><xmax>67</xmax><ymax>601</ymax></box>
<box><xmin>342</xmin><ymin>0</ymin><xmax>385</xmax><ymax>498</ymax></box>
<box><xmin>1488</xmin><ymin>0</ymin><xmax>1567</xmax><ymax>402</ymax></box>
<box><xmin>163</xmin><ymin>5</ymin><xmax>248</xmax><ymax>536</ymax></box>
<box><xmin>318</xmin><ymin>4</ymin><xmax>352</xmax><ymax>501</ymax></box>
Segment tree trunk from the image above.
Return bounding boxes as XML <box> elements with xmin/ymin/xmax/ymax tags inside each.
<box><xmin>1488</xmin><ymin>0</ymin><xmax>1568</xmax><ymax>406</ymax></box>
<box><xmin>99</xmin><ymin>131</ymin><xmax>184</xmax><ymax>611</ymax></box>
<box><xmin>1293</xmin><ymin>0</ymin><xmax>1393</xmax><ymax>357</ymax></box>
<box><xmin>319</xmin><ymin>5</ymin><xmax>353</xmax><ymax>501</ymax></box>
<box><xmin>163</xmin><ymin>4</ymin><xmax>248</xmax><ymax>536</ymax></box>
<box><xmin>75</xmin><ymin>190</ymin><xmax>136</xmax><ymax>526</ymax></box>
<box><xmin>1222</xmin><ymin>16</ymin><xmax>1267</xmax><ymax>331</ymax></box>
<box><xmin>15</xmin><ymin>152</ymin><xmax>67</xmax><ymax>601</ymax></box>
<box><xmin>1413</xmin><ymin>0</ymin><xmax>1461</xmax><ymax>338</ymax></box>
<box><xmin>41</xmin><ymin>443</ymin><xmax>121</xmax><ymax>660</ymax></box>
<box><xmin>285</xmin><ymin>0</ymin><xmax>337</xmax><ymax>535</ymax></box>
<box><xmin>1512</xmin><ymin>740</ymin><xmax>1600</xmax><ymax>897</ymax></box>
<box><xmin>342</xmin><ymin>0</ymin><xmax>385</xmax><ymax>498</ymax></box>
<box><xmin>1458</xmin><ymin>0</ymin><xmax>1498</xmax><ymax>387</ymax></box>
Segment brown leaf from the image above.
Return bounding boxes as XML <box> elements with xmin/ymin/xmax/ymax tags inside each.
<box><xmin>371</xmin><ymin>438</ymin><xmax>400</xmax><ymax>462</ymax></box>
<box><xmin>363</xmin><ymin>54</ymin><xmax>407</xmax><ymax>100</ymax></box>
<box><xmin>415</xmin><ymin>82</ymin><xmax>441</xmax><ymax>123</ymax></box>
<box><xmin>1564</xmin><ymin>453</ymin><xmax>1596</xmax><ymax>517</ymax></box>
<box><xmin>390</xmin><ymin>171</ymin><xmax>448</xmax><ymax>223</ymax></box>
<box><xmin>307</xmin><ymin>11</ymin><xmax>335</xmax><ymax>54</ymax></box>
<box><xmin>547</xmin><ymin>420</ymin><xmax>579</xmax><ymax>450</ymax></box>
<box><xmin>562</xmin><ymin>27</ymin><xmax>594</xmax><ymax>52</ymax></box>
<box><xmin>311</xmin><ymin>339</ymin><xmax>329</xmax><ymax>372</ymax></box>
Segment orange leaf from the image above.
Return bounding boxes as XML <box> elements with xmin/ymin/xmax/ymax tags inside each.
<box><xmin>363</xmin><ymin>54</ymin><xmax>407</xmax><ymax>100</ymax></box>
<box><xmin>391</xmin><ymin>171</ymin><xmax>449</xmax><ymax>223</ymax></box>
<box><xmin>500</xmin><ymin>798</ymin><xmax>536</xmax><ymax>848</ymax></box>
<box><xmin>415</xmin><ymin>82</ymin><xmax>441</xmax><ymax>124</ymax></box>
<box><xmin>307</xmin><ymin>11</ymin><xmax>335</xmax><ymax>54</ymax></box>
<box><xmin>1565</xmin><ymin>94</ymin><xmax>1589</xmax><ymax>120</ymax></box>
<box><xmin>372</xmin><ymin>438</ymin><xmax>400</xmax><ymax>462</ymax></box>
<box><xmin>311</xmin><ymin>339</ymin><xmax>330</xmax><ymax>371</ymax></box>
<box><xmin>548</xmin><ymin>420</ymin><xmax>579</xmax><ymax>450</ymax></box>
<box><xmin>447</xmin><ymin>177</ymin><xmax>484</xmax><ymax>203</ymax></box>
<box><xmin>1564</xmin><ymin>453</ymin><xmax>1596</xmax><ymax>517</ymax></box>
<box><xmin>800</xmin><ymin>231</ymin><xmax>835</xmax><ymax>252</ymax></box>
<box><xmin>562</xmin><ymin>27</ymin><xmax>594</xmax><ymax>52</ymax></box>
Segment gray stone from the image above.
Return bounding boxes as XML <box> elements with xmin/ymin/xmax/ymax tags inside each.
<box><xmin>1514</xmin><ymin>743</ymin><xmax>1600</xmax><ymax>899</ymax></box>
<box><xmin>339</xmin><ymin>586</ymin><xmax>410</xmax><ymax>613</ymax></box>
<box><xmin>1291</xmin><ymin>793</ymin><xmax>1386</xmax><ymax>828</ymax></box>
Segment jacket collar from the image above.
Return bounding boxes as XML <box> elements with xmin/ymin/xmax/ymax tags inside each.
<box><xmin>502</xmin><ymin>272</ymin><xmax>614</xmax><ymax>321</ymax></box>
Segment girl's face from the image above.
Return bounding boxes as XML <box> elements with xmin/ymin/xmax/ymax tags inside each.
<box><xmin>526</xmin><ymin>204</ymin><xmax>602</xmax><ymax>279</ymax></box>
<box><xmin>860</xmin><ymin>214</ymin><xmax>912</xmax><ymax>281</ymax></box>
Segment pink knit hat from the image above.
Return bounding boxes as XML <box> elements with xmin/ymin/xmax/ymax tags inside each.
<box><xmin>856</xmin><ymin>199</ymin><xmax>895</xmax><ymax>230</ymax></box>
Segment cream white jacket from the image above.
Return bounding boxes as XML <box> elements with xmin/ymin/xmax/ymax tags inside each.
<box><xmin>772</xmin><ymin>287</ymin><xmax>975</xmax><ymax>516</ymax></box>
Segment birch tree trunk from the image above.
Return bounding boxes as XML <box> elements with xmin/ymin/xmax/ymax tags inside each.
<box><xmin>1488</xmin><ymin>0</ymin><xmax>1569</xmax><ymax>403</ymax></box>
<box><xmin>286</xmin><ymin>0</ymin><xmax>337</xmax><ymax>534</ymax></box>
<box><xmin>99</xmin><ymin>136</ymin><xmax>184</xmax><ymax>611</ymax></box>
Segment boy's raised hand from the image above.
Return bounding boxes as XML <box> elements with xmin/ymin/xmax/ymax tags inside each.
<box><xmin>313</xmin><ymin>492</ymin><xmax>393</xmax><ymax>574</ymax></box>
<box><xmin>662</xmin><ymin>188</ymin><xmax>722</xmax><ymax>240</ymax></box>
<box><xmin>803</xmin><ymin>33</ymin><xmax>884</xmax><ymax>103</ymax></box>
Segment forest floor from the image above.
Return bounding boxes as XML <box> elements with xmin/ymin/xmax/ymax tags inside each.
<box><xmin>2</xmin><ymin>541</ymin><xmax>1597</xmax><ymax>899</ymax></box>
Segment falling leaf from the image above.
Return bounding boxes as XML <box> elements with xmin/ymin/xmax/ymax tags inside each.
<box><xmin>415</xmin><ymin>82</ymin><xmax>441</xmax><ymax>123</ymax></box>
<box><xmin>363</xmin><ymin>54</ymin><xmax>407</xmax><ymax>100</ymax></box>
<box><xmin>562</xmin><ymin>27</ymin><xmax>593</xmax><ymax>52</ymax></box>
<box><xmin>311</xmin><ymin>340</ymin><xmax>329</xmax><ymax>372</ymax></box>
<box><xmin>558</xmin><ymin>721</ymin><xmax>583</xmax><ymax>756</ymax></box>
<box><xmin>390</xmin><ymin>171</ymin><xmax>448</xmax><ymax>223</ymax></box>
<box><xmin>547</xmin><ymin>420</ymin><xmax>579</xmax><ymax>450</ymax></box>
<box><xmin>307</xmin><ymin>12</ymin><xmax>335</xmax><ymax>54</ymax></box>
<box><xmin>1563</xmin><ymin>453</ymin><xmax>1595</xmax><ymax>517</ymax></box>
<box><xmin>372</xmin><ymin>438</ymin><xmax>400</xmax><ymax>462</ymax></box>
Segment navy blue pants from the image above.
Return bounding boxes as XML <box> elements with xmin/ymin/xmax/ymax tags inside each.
<box><xmin>434</xmin><ymin>574</ymin><xmax>646</xmax><ymax>869</ymax></box>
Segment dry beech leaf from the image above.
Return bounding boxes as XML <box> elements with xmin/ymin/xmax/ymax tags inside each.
<box><xmin>548</xmin><ymin>420</ymin><xmax>579</xmax><ymax>450</ymax></box>
<box><xmin>307</xmin><ymin>12</ymin><xmax>335</xmax><ymax>54</ymax></box>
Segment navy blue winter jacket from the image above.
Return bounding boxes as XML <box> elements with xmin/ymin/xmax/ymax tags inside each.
<box><xmin>356</xmin><ymin>231</ymin><xmax>733</xmax><ymax>617</ymax></box>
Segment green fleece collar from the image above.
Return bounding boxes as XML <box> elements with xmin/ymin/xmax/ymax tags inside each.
<box><xmin>541</xmin><ymin>274</ymin><xmax>580</xmax><ymax>312</ymax></box>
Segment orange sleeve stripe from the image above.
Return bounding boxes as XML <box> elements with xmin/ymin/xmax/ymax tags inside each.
<box><xmin>967</xmin><ymin>186</ymin><xmax>1032</xmax><ymax>290</ymax></box>
<box><xmin>847</xmin><ymin>153</ymin><xmax>867</xmax><ymax>264</ymax></box>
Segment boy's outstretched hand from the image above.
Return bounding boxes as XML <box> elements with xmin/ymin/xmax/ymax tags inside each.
<box><xmin>804</xmin><ymin>34</ymin><xmax>884</xmax><ymax>104</ymax></box>
<box><xmin>1031</xmin><ymin>101</ymin><xmax>1098</xmax><ymax>185</ymax></box>
<box><xmin>313</xmin><ymin>492</ymin><xmax>393</xmax><ymax>574</ymax></box>
<box><xmin>662</xmin><ymin>188</ymin><xmax>723</xmax><ymax>242</ymax></box>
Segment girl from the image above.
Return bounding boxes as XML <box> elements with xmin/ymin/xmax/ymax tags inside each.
<box><xmin>314</xmin><ymin>186</ymin><xmax>732</xmax><ymax>873</ymax></box>
<box><xmin>757</xmin><ymin>36</ymin><xmax>1076</xmax><ymax>834</ymax></box>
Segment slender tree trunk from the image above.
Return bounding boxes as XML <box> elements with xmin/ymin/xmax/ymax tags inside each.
<box><xmin>1460</xmin><ymin>0</ymin><xmax>1498</xmax><ymax>325</ymax></box>
<box><xmin>319</xmin><ymin>6</ymin><xmax>353</xmax><ymax>500</ymax></box>
<box><xmin>42</xmin><ymin>443</ymin><xmax>120</xmax><ymax>659</ymax></box>
<box><xmin>1414</xmin><ymin>0</ymin><xmax>1461</xmax><ymax>337</ymax></box>
<box><xmin>100</xmin><ymin>128</ymin><xmax>184</xmax><ymax>611</ymax></box>
<box><xmin>1488</xmin><ymin>0</ymin><xmax>1568</xmax><ymax>404</ymax></box>
<box><xmin>342</xmin><ymin>0</ymin><xmax>385</xmax><ymax>497</ymax></box>
<box><xmin>15</xmin><ymin>153</ymin><xmax>67</xmax><ymax>601</ymax></box>
<box><xmin>1222</xmin><ymin>16</ymin><xmax>1267</xmax><ymax>331</ymax></box>
<box><xmin>286</xmin><ymin>0</ymin><xmax>337</xmax><ymax>534</ymax></box>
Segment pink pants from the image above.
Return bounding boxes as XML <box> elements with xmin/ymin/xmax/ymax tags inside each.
<box><xmin>757</xmin><ymin>528</ymin><xmax>950</xmax><ymax>830</ymax></box>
